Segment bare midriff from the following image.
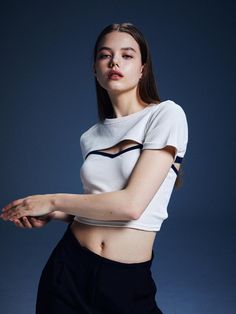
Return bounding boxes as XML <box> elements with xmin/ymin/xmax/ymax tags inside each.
<box><xmin>69</xmin><ymin>138</ymin><xmax>179</xmax><ymax>264</ymax></box>
<box><xmin>70</xmin><ymin>139</ymin><xmax>157</xmax><ymax>263</ymax></box>
<box><xmin>70</xmin><ymin>220</ymin><xmax>156</xmax><ymax>263</ymax></box>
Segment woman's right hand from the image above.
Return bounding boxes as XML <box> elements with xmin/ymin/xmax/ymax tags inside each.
<box><xmin>12</xmin><ymin>212</ymin><xmax>55</xmax><ymax>229</ymax></box>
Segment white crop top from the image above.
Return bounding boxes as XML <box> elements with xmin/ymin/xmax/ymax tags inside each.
<box><xmin>74</xmin><ymin>100</ymin><xmax>188</xmax><ymax>231</ymax></box>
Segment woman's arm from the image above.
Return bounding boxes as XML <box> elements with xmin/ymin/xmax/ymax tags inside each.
<box><xmin>53</xmin><ymin>211</ymin><xmax>75</xmax><ymax>223</ymax></box>
<box><xmin>53</xmin><ymin>189</ymin><xmax>133</xmax><ymax>221</ymax></box>
<box><xmin>1</xmin><ymin>147</ymin><xmax>175</xmax><ymax>222</ymax></box>
<box><xmin>53</xmin><ymin>146</ymin><xmax>175</xmax><ymax>220</ymax></box>
<box><xmin>11</xmin><ymin>211</ymin><xmax>74</xmax><ymax>229</ymax></box>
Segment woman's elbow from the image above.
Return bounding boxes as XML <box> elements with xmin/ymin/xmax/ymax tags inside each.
<box><xmin>120</xmin><ymin>189</ymin><xmax>141</xmax><ymax>220</ymax></box>
<box><xmin>121</xmin><ymin>193</ymin><xmax>143</xmax><ymax>220</ymax></box>
<box><xmin>130</xmin><ymin>210</ymin><xmax>141</xmax><ymax>220</ymax></box>
<box><xmin>124</xmin><ymin>208</ymin><xmax>140</xmax><ymax>220</ymax></box>
<box><xmin>122</xmin><ymin>209</ymin><xmax>137</xmax><ymax>220</ymax></box>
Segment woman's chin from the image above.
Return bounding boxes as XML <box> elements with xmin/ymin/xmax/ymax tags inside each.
<box><xmin>106</xmin><ymin>84</ymin><xmax>138</xmax><ymax>96</ymax></box>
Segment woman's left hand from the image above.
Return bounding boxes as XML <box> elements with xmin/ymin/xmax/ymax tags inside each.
<box><xmin>0</xmin><ymin>194</ymin><xmax>55</xmax><ymax>221</ymax></box>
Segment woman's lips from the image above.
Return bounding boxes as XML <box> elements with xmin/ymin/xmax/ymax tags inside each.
<box><xmin>107</xmin><ymin>70</ymin><xmax>124</xmax><ymax>80</ymax></box>
<box><xmin>108</xmin><ymin>74</ymin><xmax>123</xmax><ymax>80</ymax></box>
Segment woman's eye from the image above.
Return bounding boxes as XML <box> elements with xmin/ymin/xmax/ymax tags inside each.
<box><xmin>98</xmin><ymin>54</ymin><xmax>111</xmax><ymax>59</ymax></box>
<box><xmin>97</xmin><ymin>54</ymin><xmax>133</xmax><ymax>60</ymax></box>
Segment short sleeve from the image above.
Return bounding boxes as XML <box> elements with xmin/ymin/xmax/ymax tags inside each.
<box><xmin>79</xmin><ymin>123</ymin><xmax>100</xmax><ymax>161</ymax></box>
<box><xmin>142</xmin><ymin>102</ymin><xmax>188</xmax><ymax>158</ymax></box>
<box><xmin>80</xmin><ymin>132</ymin><xmax>87</xmax><ymax>161</ymax></box>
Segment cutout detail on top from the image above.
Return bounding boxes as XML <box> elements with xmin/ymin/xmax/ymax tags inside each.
<box><xmin>85</xmin><ymin>139</ymin><xmax>183</xmax><ymax>175</ymax></box>
<box><xmin>86</xmin><ymin>140</ymin><xmax>142</xmax><ymax>159</ymax></box>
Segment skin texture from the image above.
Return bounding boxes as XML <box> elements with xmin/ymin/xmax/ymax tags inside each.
<box><xmin>94</xmin><ymin>31</ymin><xmax>147</xmax><ymax>117</ymax></box>
<box><xmin>95</xmin><ymin>32</ymin><xmax>143</xmax><ymax>92</ymax></box>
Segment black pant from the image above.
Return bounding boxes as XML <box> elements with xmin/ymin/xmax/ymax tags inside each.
<box><xmin>36</xmin><ymin>223</ymin><xmax>163</xmax><ymax>314</ymax></box>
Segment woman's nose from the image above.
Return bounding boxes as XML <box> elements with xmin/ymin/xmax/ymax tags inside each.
<box><xmin>109</xmin><ymin>57</ymin><xmax>120</xmax><ymax>68</ymax></box>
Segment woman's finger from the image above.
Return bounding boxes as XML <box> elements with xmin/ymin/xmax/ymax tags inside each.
<box><xmin>13</xmin><ymin>218</ymin><xmax>24</xmax><ymax>228</ymax></box>
<box><xmin>29</xmin><ymin>217</ymin><xmax>46</xmax><ymax>228</ymax></box>
<box><xmin>21</xmin><ymin>217</ymin><xmax>33</xmax><ymax>228</ymax></box>
<box><xmin>1</xmin><ymin>208</ymin><xmax>17</xmax><ymax>220</ymax></box>
<box><xmin>3</xmin><ymin>206</ymin><xmax>28</xmax><ymax>221</ymax></box>
<box><xmin>2</xmin><ymin>198</ymin><xmax>25</xmax><ymax>212</ymax></box>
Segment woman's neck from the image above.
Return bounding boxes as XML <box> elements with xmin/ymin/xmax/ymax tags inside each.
<box><xmin>108</xmin><ymin>88</ymin><xmax>148</xmax><ymax>118</ymax></box>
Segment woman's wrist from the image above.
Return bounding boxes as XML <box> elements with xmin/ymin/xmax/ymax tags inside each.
<box><xmin>51</xmin><ymin>193</ymin><xmax>67</xmax><ymax>212</ymax></box>
<box><xmin>50</xmin><ymin>194</ymin><xmax>75</xmax><ymax>223</ymax></box>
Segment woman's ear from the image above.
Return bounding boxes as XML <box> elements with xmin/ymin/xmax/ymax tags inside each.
<box><xmin>140</xmin><ymin>64</ymin><xmax>145</xmax><ymax>78</ymax></box>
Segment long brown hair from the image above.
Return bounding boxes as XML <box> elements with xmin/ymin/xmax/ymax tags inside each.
<box><xmin>92</xmin><ymin>22</ymin><xmax>182</xmax><ymax>188</ymax></box>
<box><xmin>93</xmin><ymin>22</ymin><xmax>161</xmax><ymax>121</ymax></box>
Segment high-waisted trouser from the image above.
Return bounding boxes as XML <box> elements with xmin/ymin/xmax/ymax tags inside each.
<box><xmin>36</xmin><ymin>222</ymin><xmax>163</xmax><ymax>314</ymax></box>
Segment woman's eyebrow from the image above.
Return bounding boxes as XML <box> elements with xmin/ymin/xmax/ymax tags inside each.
<box><xmin>98</xmin><ymin>46</ymin><xmax>136</xmax><ymax>53</ymax></box>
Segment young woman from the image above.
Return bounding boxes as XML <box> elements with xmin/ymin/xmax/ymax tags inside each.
<box><xmin>1</xmin><ymin>23</ymin><xmax>188</xmax><ymax>314</ymax></box>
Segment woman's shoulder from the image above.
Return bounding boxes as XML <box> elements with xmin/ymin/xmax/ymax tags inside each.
<box><xmin>150</xmin><ymin>99</ymin><xmax>186</xmax><ymax>115</ymax></box>
<box><xmin>79</xmin><ymin>123</ymin><xmax>99</xmax><ymax>142</ymax></box>
<box><xmin>147</xmin><ymin>99</ymin><xmax>187</xmax><ymax>125</ymax></box>
<box><xmin>80</xmin><ymin>99</ymin><xmax>187</xmax><ymax>140</ymax></box>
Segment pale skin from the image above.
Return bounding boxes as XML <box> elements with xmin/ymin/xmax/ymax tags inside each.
<box><xmin>1</xmin><ymin>31</ymin><xmax>180</xmax><ymax>263</ymax></box>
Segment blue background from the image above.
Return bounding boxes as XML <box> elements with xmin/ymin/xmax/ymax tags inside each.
<box><xmin>1</xmin><ymin>0</ymin><xmax>235</xmax><ymax>313</ymax></box>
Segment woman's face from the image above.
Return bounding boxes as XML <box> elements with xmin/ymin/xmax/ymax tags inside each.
<box><xmin>94</xmin><ymin>31</ymin><xmax>144</xmax><ymax>95</ymax></box>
